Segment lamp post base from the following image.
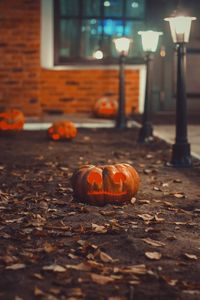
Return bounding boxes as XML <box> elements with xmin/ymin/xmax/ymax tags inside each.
<box><xmin>138</xmin><ymin>123</ymin><xmax>154</xmax><ymax>143</ymax></box>
<box><xmin>171</xmin><ymin>143</ymin><xmax>192</xmax><ymax>167</ymax></box>
<box><xmin>116</xmin><ymin>118</ymin><xmax>127</xmax><ymax>129</ymax></box>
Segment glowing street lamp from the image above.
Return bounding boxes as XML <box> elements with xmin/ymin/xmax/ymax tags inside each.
<box><xmin>93</xmin><ymin>49</ymin><xmax>104</xmax><ymax>60</ymax></box>
<box><xmin>165</xmin><ymin>15</ymin><xmax>196</xmax><ymax>43</ymax></box>
<box><xmin>165</xmin><ymin>14</ymin><xmax>196</xmax><ymax>167</ymax></box>
<box><xmin>138</xmin><ymin>30</ymin><xmax>162</xmax><ymax>143</ymax></box>
<box><xmin>113</xmin><ymin>37</ymin><xmax>132</xmax><ymax>129</ymax></box>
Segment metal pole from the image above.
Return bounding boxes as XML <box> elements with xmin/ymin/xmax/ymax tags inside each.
<box><xmin>116</xmin><ymin>53</ymin><xmax>126</xmax><ymax>129</ymax></box>
<box><xmin>171</xmin><ymin>43</ymin><xmax>192</xmax><ymax>167</ymax></box>
<box><xmin>138</xmin><ymin>53</ymin><xmax>154</xmax><ymax>143</ymax></box>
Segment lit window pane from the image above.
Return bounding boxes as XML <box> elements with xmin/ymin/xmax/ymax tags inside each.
<box><xmin>104</xmin><ymin>0</ymin><xmax>123</xmax><ymax>17</ymax></box>
<box><xmin>55</xmin><ymin>0</ymin><xmax>146</xmax><ymax>63</ymax></box>
<box><xmin>60</xmin><ymin>0</ymin><xmax>79</xmax><ymax>16</ymax></box>
<box><xmin>126</xmin><ymin>0</ymin><xmax>145</xmax><ymax>18</ymax></box>
<box><xmin>82</xmin><ymin>0</ymin><xmax>101</xmax><ymax>17</ymax></box>
<box><xmin>103</xmin><ymin>19</ymin><xmax>124</xmax><ymax>36</ymax></box>
<box><xmin>81</xmin><ymin>19</ymin><xmax>103</xmax><ymax>58</ymax></box>
<box><xmin>101</xmin><ymin>20</ymin><xmax>122</xmax><ymax>58</ymax></box>
<box><xmin>59</xmin><ymin>20</ymin><xmax>79</xmax><ymax>58</ymax></box>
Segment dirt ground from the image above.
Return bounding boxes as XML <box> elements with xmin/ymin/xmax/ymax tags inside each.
<box><xmin>0</xmin><ymin>128</ymin><xmax>200</xmax><ymax>300</ymax></box>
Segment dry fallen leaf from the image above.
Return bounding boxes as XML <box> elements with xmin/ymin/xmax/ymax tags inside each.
<box><xmin>182</xmin><ymin>290</ymin><xmax>200</xmax><ymax>296</ymax></box>
<box><xmin>167</xmin><ymin>279</ymin><xmax>178</xmax><ymax>286</ymax></box>
<box><xmin>184</xmin><ymin>253</ymin><xmax>198</xmax><ymax>260</ymax></box>
<box><xmin>162</xmin><ymin>182</ymin><xmax>169</xmax><ymax>187</ymax></box>
<box><xmin>77</xmin><ymin>239</ymin><xmax>86</xmax><ymax>246</ymax></box>
<box><xmin>121</xmin><ymin>264</ymin><xmax>147</xmax><ymax>275</ymax></box>
<box><xmin>66</xmin><ymin>263</ymin><xmax>91</xmax><ymax>271</ymax></box>
<box><xmin>128</xmin><ymin>279</ymin><xmax>141</xmax><ymax>285</ymax></box>
<box><xmin>173</xmin><ymin>179</ymin><xmax>182</xmax><ymax>183</ymax></box>
<box><xmin>145</xmin><ymin>251</ymin><xmax>162</xmax><ymax>260</ymax></box>
<box><xmin>91</xmin><ymin>273</ymin><xmax>114</xmax><ymax>285</ymax></box>
<box><xmin>138</xmin><ymin>214</ymin><xmax>154</xmax><ymax>222</ymax></box>
<box><xmin>42</xmin><ymin>264</ymin><xmax>66</xmax><ymax>272</ymax></box>
<box><xmin>6</xmin><ymin>263</ymin><xmax>26</xmax><ymax>270</ymax></box>
<box><xmin>99</xmin><ymin>251</ymin><xmax>113</xmax><ymax>263</ymax></box>
<box><xmin>173</xmin><ymin>193</ymin><xmax>185</xmax><ymax>198</ymax></box>
<box><xmin>33</xmin><ymin>273</ymin><xmax>44</xmax><ymax>280</ymax></box>
<box><xmin>155</xmin><ymin>214</ymin><xmax>165</xmax><ymax>222</ymax></box>
<box><xmin>68</xmin><ymin>253</ymin><xmax>79</xmax><ymax>259</ymax></box>
<box><xmin>92</xmin><ymin>223</ymin><xmax>107</xmax><ymax>233</ymax></box>
<box><xmin>66</xmin><ymin>261</ymin><xmax>104</xmax><ymax>272</ymax></box>
<box><xmin>146</xmin><ymin>154</ymin><xmax>153</xmax><ymax>159</ymax></box>
<box><xmin>163</xmin><ymin>201</ymin><xmax>174</xmax><ymax>207</ymax></box>
<box><xmin>130</xmin><ymin>197</ymin><xmax>136</xmax><ymax>205</ymax></box>
<box><xmin>162</xmin><ymin>276</ymin><xmax>178</xmax><ymax>286</ymax></box>
<box><xmin>67</xmin><ymin>287</ymin><xmax>83</xmax><ymax>297</ymax></box>
<box><xmin>153</xmin><ymin>186</ymin><xmax>162</xmax><ymax>192</ymax></box>
<box><xmin>143</xmin><ymin>169</ymin><xmax>153</xmax><ymax>174</ymax></box>
<box><xmin>174</xmin><ymin>222</ymin><xmax>187</xmax><ymax>225</ymax></box>
<box><xmin>100</xmin><ymin>210</ymin><xmax>115</xmax><ymax>216</ymax></box>
<box><xmin>34</xmin><ymin>287</ymin><xmax>44</xmax><ymax>296</ymax></box>
<box><xmin>43</xmin><ymin>242</ymin><xmax>57</xmax><ymax>253</ymax></box>
<box><xmin>83</xmin><ymin>136</ymin><xmax>91</xmax><ymax>141</ymax></box>
<box><xmin>137</xmin><ymin>200</ymin><xmax>150</xmax><ymax>205</ymax></box>
<box><xmin>49</xmin><ymin>288</ymin><xmax>61</xmax><ymax>295</ymax></box>
<box><xmin>142</xmin><ymin>238</ymin><xmax>165</xmax><ymax>247</ymax></box>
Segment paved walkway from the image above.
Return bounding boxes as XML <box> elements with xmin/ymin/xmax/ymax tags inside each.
<box><xmin>154</xmin><ymin>125</ymin><xmax>200</xmax><ymax>160</ymax></box>
<box><xmin>25</xmin><ymin>116</ymin><xmax>200</xmax><ymax>160</ymax></box>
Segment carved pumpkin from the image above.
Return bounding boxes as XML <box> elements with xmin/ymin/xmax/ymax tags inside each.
<box><xmin>94</xmin><ymin>97</ymin><xmax>118</xmax><ymax>118</ymax></box>
<box><xmin>71</xmin><ymin>163</ymin><xmax>140</xmax><ymax>206</ymax></box>
<box><xmin>0</xmin><ymin>109</ymin><xmax>24</xmax><ymax>131</ymax></box>
<box><xmin>48</xmin><ymin>121</ymin><xmax>77</xmax><ymax>141</ymax></box>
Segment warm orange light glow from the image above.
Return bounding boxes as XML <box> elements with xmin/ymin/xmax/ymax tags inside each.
<box><xmin>52</xmin><ymin>133</ymin><xmax>60</xmax><ymax>140</ymax></box>
<box><xmin>0</xmin><ymin>109</ymin><xmax>24</xmax><ymax>131</ymax></box>
<box><xmin>48</xmin><ymin>121</ymin><xmax>77</xmax><ymax>141</ymax></box>
<box><xmin>113</xmin><ymin>172</ymin><xmax>126</xmax><ymax>183</ymax></box>
<box><xmin>88</xmin><ymin>191</ymin><xmax>127</xmax><ymax>196</ymax></box>
<box><xmin>94</xmin><ymin>97</ymin><xmax>118</xmax><ymax>118</ymax></box>
<box><xmin>87</xmin><ymin>172</ymin><xmax>102</xmax><ymax>184</ymax></box>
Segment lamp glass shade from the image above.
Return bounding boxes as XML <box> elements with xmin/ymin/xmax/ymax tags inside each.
<box><xmin>165</xmin><ymin>16</ymin><xmax>196</xmax><ymax>43</ymax></box>
<box><xmin>113</xmin><ymin>37</ymin><xmax>132</xmax><ymax>55</ymax></box>
<box><xmin>138</xmin><ymin>30</ymin><xmax>163</xmax><ymax>52</ymax></box>
<box><xmin>93</xmin><ymin>49</ymin><xmax>104</xmax><ymax>59</ymax></box>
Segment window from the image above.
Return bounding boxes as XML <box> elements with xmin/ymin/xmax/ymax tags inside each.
<box><xmin>54</xmin><ymin>0</ymin><xmax>146</xmax><ymax>65</ymax></box>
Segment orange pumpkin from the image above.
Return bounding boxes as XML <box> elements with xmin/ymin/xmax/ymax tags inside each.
<box><xmin>94</xmin><ymin>97</ymin><xmax>118</xmax><ymax>118</ymax></box>
<box><xmin>48</xmin><ymin>121</ymin><xmax>77</xmax><ymax>141</ymax></box>
<box><xmin>71</xmin><ymin>163</ymin><xmax>140</xmax><ymax>206</ymax></box>
<box><xmin>0</xmin><ymin>109</ymin><xmax>24</xmax><ymax>131</ymax></box>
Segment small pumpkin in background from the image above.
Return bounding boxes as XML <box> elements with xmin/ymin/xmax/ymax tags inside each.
<box><xmin>48</xmin><ymin>121</ymin><xmax>77</xmax><ymax>141</ymax></box>
<box><xmin>71</xmin><ymin>163</ymin><xmax>140</xmax><ymax>206</ymax></box>
<box><xmin>94</xmin><ymin>97</ymin><xmax>118</xmax><ymax>118</ymax></box>
<box><xmin>0</xmin><ymin>109</ymin><xmax>25</xmax><ymax>131</ymax></box>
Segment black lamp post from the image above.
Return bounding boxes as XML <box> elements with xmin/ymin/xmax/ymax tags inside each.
<box><xmin>165</xmin><ymin>14</ymin><xmax>196</xmax><ymax>167</ymax></box>
<box><xmin>138</xmin><ymin>30</ymin><xmax>163</xmax><ymax>143</ymax></box>
<box><xmin>113</xmin><ymin>37</ymin><xmax>132</xmax><ymax>129</ymax></box>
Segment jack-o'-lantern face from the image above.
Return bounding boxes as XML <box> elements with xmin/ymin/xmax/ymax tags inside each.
<box><xmin>87</xmin><ymin>171</ymin><xmax>127</xmax><ymax>196</ymax></box>
<box><xmin>71</xmin><ymin>163</ymin><xmax>140</xmax><ymax>206</ymax></box>
<box><xmin>0</xmin><ymin>109</ymin><xmax>24</xmax><ymax>132</ymax></box>
<box><xmin>48</xmin><ymin>121</ymin><xmax>77</xmax><ymax>141</ymax></box>
<box><xmin>94</xmin><ymin>97</ymin><xmax>118</xmax><ymax>118</ymax></box>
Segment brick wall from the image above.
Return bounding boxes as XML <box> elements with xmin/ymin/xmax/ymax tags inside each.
<box><xmin>41</xmin><ymin>69</ymin><xmax>139</xmax><ymax>115</ymax></box>
<box><xmin>0</xmin><ymin>0</ymin><xmax>140</xmax><ymax>117</ymax></box>
<box><xmin>0</xmin><ymin>0</ymin><xmax>41</xmax><ymax>116</ymax></box>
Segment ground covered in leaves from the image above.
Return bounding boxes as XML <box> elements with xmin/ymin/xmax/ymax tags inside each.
<box><xmin>0</xmin><ymin>128</ymin><xmax>200</xmax><ymax>300</ymax></box>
